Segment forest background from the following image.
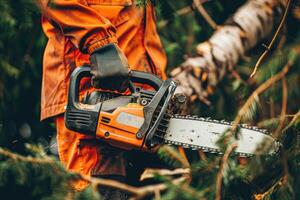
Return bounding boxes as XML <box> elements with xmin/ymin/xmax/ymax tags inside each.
<box><xmin>0</xmin><ymin>0</ymin><xmax>299</xmax><ymax>199</ymax></box>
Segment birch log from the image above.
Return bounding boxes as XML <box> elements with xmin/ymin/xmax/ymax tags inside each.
<box><xmin>171</xmin><ymin>0</ymin><xmax>286</xmax><ymax>103</ymax></box>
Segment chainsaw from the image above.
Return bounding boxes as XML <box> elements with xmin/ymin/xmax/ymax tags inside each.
<box><xmin>65</xmin><ymin>66</ymin><xmax>281</xmax><ymax>156</ymax></box>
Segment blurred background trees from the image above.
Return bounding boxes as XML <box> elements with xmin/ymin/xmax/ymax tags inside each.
<box><xmin>0</xmin><ymin>0</ymin><xmax>299</xmax><ymax>199</ymax></box>
<box><xmin>0</xmin><ymin>0</ymin><xmax>54</xmax><ymax>153</ymax></box>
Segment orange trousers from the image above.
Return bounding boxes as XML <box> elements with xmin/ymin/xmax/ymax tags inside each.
<box><xmin>55</xmin><ymin>115</ymin><xmax>127</xmax><ymax>190</ymax></box>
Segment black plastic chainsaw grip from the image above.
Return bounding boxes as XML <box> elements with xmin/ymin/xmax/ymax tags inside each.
<box><xmin>130</xmin><ymin>71</ymin><xmax>163</xmax><ymax>91</ymax></box>
<box><xmin>65</xmin><ymin>66</ymin><xmax>101</xmax><ymax>135</ymax></box>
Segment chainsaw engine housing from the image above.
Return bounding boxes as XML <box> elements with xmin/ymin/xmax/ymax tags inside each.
<box><xmin>65</xmin><ymin>67</ymin><xmax>176</xmax><ymax>151</ymax></box>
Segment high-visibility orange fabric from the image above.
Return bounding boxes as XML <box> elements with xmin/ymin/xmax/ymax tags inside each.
<box><xmin>40</xmin><ymin>0</ymin><xmax>167</xmax><ymax>191</ymax></box>
<box><xmin>55</xmin><ymin>115</ymin><xmax>127</xmax><ymax>190</ymax></box>
<box><xmin>40</xmin><ymin>0</ymin><xmax>167</xmax><ymax>120</ymax></box>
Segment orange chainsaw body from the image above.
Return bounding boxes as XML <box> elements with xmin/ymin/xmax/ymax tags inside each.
<box><xmin>96</xmin><ymin>103</ymin><xmax>145</xmax><ymax>150</ymax></box>
<box><xmin>65</xmin><ymin>67</ymin><xmax>176</xmax><ymax>151</ymax></box>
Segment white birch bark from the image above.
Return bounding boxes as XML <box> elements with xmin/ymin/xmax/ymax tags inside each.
<box><xmin>171</xmin><ymin>0</ymin><xmax>286</xmax><ymax>102</ymax></box>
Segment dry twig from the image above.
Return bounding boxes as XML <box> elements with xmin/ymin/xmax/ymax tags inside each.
<box><xmin>158</xmin><ymin>6</ymin><xmax>192</xmax><ymax>29</ymax></box>
<box><xmin>198</xmin><ymin>150</ymin><xmax>207</xmax><ymax>161</ymax></box>
<box><xmin>215</xmin><ymin>143</ymin><xmax>238</xmax><ymax>200</ymax></box>
<box><xmin>283</xmin><ymin>110</ymin><xmax>300</xmax><ymax>132</ymax></box>
<box><xmin>193</xmin><ymin>0</ymin><xmax>218</xmax><ymax>30</ymax></box>
<box><xmin>140</xmin><ymin>168</ymin><xmax>190</xmax><ymax>181</ymax></box>
<box><xmin>274</xmin><ymin>77</ymin><xmax>288</xmax><ymax>137</ymax></box>
<box><xmin>250</xmin><ymin>0</ymin><xmax>291</xmax><ymax>78</ymax></box>
<box><xmin>157</xmin><ymin>0</ymin><xmax>213</xmax><ymax>29</ymax></box>
<box><xmin>80</xmin><ymin>174</ymin><xmax>186</xmax><ymax>200</ymax></box>
<box><xmin>254</xmin><ymin>176</ymin><xmax>286</xmax><ymax>200</ymax></box>
<box><xmin>178</xmin><ymin>146</ymin><xmax>191</xmax><ymax>168</ymax></box>
<box><xmin>0</xmin><ymin>147</ymin><xmax>53</xmax><ymax>164</ymax></box>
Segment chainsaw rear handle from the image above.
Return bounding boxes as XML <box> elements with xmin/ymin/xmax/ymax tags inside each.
<box><xmin>65</xmin><ymin>66</ymin><xmax>163</xmax><ymax>135</ymax></box>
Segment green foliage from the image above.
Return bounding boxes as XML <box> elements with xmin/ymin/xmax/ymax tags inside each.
<box><xmin>0</xmin><ymin>146</ymin><xmax>101</xmax><ymax>200</ymax></box>
<box><xmin>154</xmin><ymin>1</ymin><xmax>300</xmax><ymax>199</ymax></box>
<box><xmin>0</xmin><ymin>0</ymin><xmax>299</xmax><ymax>199</ymax></box>
<box><xmin>0</xmin><ymin>0</ymin><xmax>52</xmax><ymax>151</ymax></box>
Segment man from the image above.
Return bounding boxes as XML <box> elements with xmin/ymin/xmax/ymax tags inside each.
<box><xmin>39</xmin><ymin>0</ymin><xmax>202</xmax><ymax>198</ymax></box>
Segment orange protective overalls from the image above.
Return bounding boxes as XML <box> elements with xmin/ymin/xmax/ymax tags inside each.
<box><xmin>40</xmin><ymin>0</ymin><xmax>167</xmax><ymax>190</ymax></box>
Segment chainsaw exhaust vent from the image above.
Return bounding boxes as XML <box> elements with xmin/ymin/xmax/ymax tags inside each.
<box><xmin>101</xmin><ymin>116</ymin><xmax>111</xmax><ymax>124</ymax></box>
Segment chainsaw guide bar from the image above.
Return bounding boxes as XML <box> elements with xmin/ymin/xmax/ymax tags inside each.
<box><xmin>163</xmin><ymin>115</ymin><xmax>281</xmax><ymax>157</ymax></box>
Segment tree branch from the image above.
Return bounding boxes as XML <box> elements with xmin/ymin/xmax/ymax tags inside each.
<box><xmin>81</xmin><ymin>175</ymin><xmax>186</xmax><ymax>200</ymax></box>
<box><xmin>0</xmin><ymin>147</ymin><xmax>187</xmax><ymax>199</ymax></box>
<box><xmin>0</xmin><ymin>147</ymin><xmax>53</xmax><ymax>164</ymax></box>
<box><xmin>215</xmin><ymin>143</ymin><xmax>238</xmax><ymax>200</ymax></box>
<box><xmin>274</xmin><ymin>77</ymin><xmax>288</xmax><ymax>137</ymax></box>
<box><xmin>193</xmin><ymin>0</ymin><xmax>218</xmax><ymax>30</ymax></box>
<box><xmin>231</xmin><ymin>61</ymin><xmax>292</xmax><ymax>132</ymax></box>
<box><xmin>250</xmin><ymin>0</ymin><xmax>291</xmax><ymax>78</ymax></box>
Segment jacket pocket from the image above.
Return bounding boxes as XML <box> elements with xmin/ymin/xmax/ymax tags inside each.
<box><xmin>84</xmin><ymin>0</ymin><xmax>131</xmax><ymax>27</ymax></box>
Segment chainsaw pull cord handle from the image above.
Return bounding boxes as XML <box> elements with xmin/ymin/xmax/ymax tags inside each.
<box><xmin>65</xmin><ymin>66</ymin><xmax>164</xmax><ymax>135</ymax></box>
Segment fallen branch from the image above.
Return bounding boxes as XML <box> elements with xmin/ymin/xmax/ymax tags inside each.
<box><xmin>172</xmin><ymin>0</ymin><xmax>286</xmax><ymax>101</ymax></box>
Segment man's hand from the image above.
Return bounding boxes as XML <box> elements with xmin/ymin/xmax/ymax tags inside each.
<box><xmin>170</xmin><ymin>57</ymin><xmax>217</xmax><ymax>106</ymax></box>
<box><xmin>89</xmin><ymin>43</ymin><xmax>130</xmax><ymax>92</ymax></box>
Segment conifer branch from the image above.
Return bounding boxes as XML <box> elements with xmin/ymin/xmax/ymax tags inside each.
<box><xmin>231</xmin><ymin>61</ymin><xmax>292</xmax><ymax>132</ymax></box>
<box><xmin>0</xmin><ymin>147</ymin><xmax>187</xmax><ymax>199</ymax></box>
<box><xmin>159</xmin><ymin>145</ymin><xmax>191</xmax><ymax>168</ymax></box>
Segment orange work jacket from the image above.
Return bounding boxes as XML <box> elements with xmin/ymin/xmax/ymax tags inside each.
<box><xmin>40</xmin><ymin>0</ymin><xmax>167</xmax><ymax>120</ymax></box>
